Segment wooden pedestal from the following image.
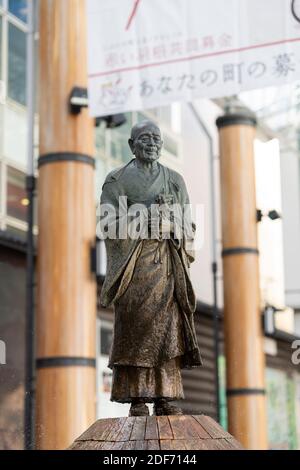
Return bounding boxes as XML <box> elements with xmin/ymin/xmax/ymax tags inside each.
<box><xmin>68</xmin><ymin>415</ymin><xmax>244</xmax><ymax>450</ymax></box>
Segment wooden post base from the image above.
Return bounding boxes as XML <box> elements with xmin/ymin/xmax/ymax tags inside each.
<box><xmin>68</xmin><ymin>415</ymin><xmax>244</xmax><ymax>450</ymax></box>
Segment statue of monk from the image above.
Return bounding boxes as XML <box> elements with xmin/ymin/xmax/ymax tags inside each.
<box><xmin>99</xmin><ymin>120</ymin><xmax>202</xmax><ymax>417</ymax></box>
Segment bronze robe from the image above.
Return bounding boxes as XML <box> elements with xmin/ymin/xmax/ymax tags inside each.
<box><xmin>100</xmin><ymin>159</ymin><xmax>202</xmax><ymax>402</ymax></box>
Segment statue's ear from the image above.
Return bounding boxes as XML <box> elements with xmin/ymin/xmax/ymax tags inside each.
<box><xmin>128</xmin><ymin>138</ymin><xmax>135</xmax><ymax>154</ymax></box>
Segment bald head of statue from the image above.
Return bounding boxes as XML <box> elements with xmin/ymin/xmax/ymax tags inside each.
<box><xmin>128</xmin><ymin>120</ymin><xmax>163</xmax><ymax>163</ymax></box>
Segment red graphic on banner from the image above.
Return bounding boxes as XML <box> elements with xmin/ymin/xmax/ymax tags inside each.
<box><xmin>126</xmin><ymin>0</ymin><xmax>141</xmax><ymax>30</ymax></box>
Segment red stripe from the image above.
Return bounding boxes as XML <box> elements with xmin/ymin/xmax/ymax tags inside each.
<box><xmin>125</xmin><ymin>0</ymin><xmax>141</xmax><ymax>31</ymax></box>
<box><xmin>89</xmin><ymin>36</ymin><xmax>300</xmax><ymax>79</ymax></box>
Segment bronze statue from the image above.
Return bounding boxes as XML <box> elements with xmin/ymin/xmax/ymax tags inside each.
<box><xmin>100</xmin><ymin>120</ymin><xmax>202</xmax><ymax>417</ymax></box>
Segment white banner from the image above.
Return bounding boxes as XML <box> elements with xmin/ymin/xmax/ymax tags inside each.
<box><xmin>87</xmin><ymin>0</ymin><xmax>300</xmax><ymax>117</ymax></box>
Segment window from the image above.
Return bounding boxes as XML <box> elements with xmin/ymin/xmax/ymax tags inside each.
<box><xmin>0</xmin><ymin>2</ymin><xmax>29</xmax><ymax>106</ymax></box>
<box><xmin>0</xmin><ymin>162</ymin><xmax>3</xmax><ymax>217</ymax></box>
<box><xmin>8</xmin><ymin>23</ymin><xmax>26</xmax><ymax>105</ymax></box>
<box><xmin>100</xmin><ymin>325</ymin><xmax>113</xmax><ymax>356</ymax></box>
<box><xmin>8</xmin><ymin>0</ymin><xmax>27</xmax><ymax>23</ymax></box>
<box><xmin>0</xmin><ymin>17</ymin><xmax>2</xmax><ymax>81</ymax></box>
<box><xmin>108</xmin><ymin>113</ymin><xmax>133</xmax><ymax>164</ymax></box>
<box><xmin>7</xmin><ymin>165</ymin><xmax>27</xmax><ymax>221</ymax></box>
<box><xmin>164</xmin><ymin>133</ymin><xmax>178</xmax><ymax>157</ymax></box>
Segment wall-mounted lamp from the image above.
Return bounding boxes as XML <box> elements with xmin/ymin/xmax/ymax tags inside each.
<box><xmin>95</xmin><ymin>114</ymin><xmax>127</xmax><ymax>129</ymax></box>
<box><xmin>69</xmin><ymin>87</ymin><xmax>127</xmax><ymax>129</ymax></box>
<box><xmin>263</xmin><ymin>305</ymin><xmax>276</xmax><ymax>335</ymax></box>
<box><xmin>69</xmin><ymin>86</ymin><xmax>89</xmax><ymax>114</ymax></box>
<box><xmin>256</xmin><ymin>209</ymin><xmax>281</xmax><ymax>223</ymax></box>
<box><xmin>263</xmin><ymin>304</ymin><xmax>285</xmax><ymax>335</ymax></box>
<box><xmin>90</xmin><ymin>237</ymin><xmax>107</xmax><ymax>279</ymax></box>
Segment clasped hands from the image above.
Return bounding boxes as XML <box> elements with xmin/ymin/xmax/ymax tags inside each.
<box><xmin>148</xmin><ymin>194</ymin><xmax>175</xmax><ymax>238</ymax></box>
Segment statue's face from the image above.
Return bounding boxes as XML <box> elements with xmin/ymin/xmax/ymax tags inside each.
<box><xmin>130</xmin><ymin>125</ymin><xmax>163</xmax><ymax>163</ymax></box>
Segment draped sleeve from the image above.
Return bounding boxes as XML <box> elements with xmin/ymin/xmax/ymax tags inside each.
<box><xmin>99</xmin><ymin>173</ymin><xmax>142</xmax><ymax>307</ymax></box>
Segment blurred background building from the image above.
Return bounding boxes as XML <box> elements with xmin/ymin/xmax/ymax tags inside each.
<box><xmin>0</xmin><ymin>0</ymin><xmax>300</xmax><ymax>450</ymax></box>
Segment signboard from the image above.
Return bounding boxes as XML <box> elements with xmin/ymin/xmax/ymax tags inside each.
<box><xmin>87</xmin><ymin>0</ymin><xmax>300</xmax><ymax>117</ymax></box>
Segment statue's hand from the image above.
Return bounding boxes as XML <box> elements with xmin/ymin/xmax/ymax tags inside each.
<box><xmin>147</xmin><ymin>215</ymin><xmax>174</xmax><ymax>238</ymax></box>
<box><xmin>160</xmin><ymin>216</ymin><xmax>174</xmax><ymax>236</ymax></box>
<box><xmin>155</xmin><ymin>194</ymin><xmax>174</xmax><ymax>206</ymax></box>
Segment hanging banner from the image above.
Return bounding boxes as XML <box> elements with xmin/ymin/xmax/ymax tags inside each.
<box><xmin>87</xmin><ymin>0</ymin><xmax>300</xmax><ymax>117</ymax></box>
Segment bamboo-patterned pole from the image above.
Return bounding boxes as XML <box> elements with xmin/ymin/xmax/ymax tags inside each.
<box><xmin>216</xmin><ymin>112</ymin><xmax>268</xmax><ymax>450</ymax></box>
<box><xmin>36</xmin><ymin>0</ymin><xmax>96</xmax><ymax>450</ymax></box>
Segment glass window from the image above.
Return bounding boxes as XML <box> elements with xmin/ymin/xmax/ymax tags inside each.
<box><xmin>136</xmin><ymin>111</ymin><xmax>148</xmax><ymax>123</ymax></box>
<box><xmin>8</xmin><ymin>23</ymin><xmax>26</xmax><ymax>105</ymax></box>
<box><xmin>6</xmin><ymin>224</ymin><xmax>27</xmax><ymax>241</ymax></box>
<box><xmin>109</xmin><ymin>113</ymin><xmax>132</xmax><ymax>163</ymax></box>
<box><xmin>95</xmin><ymin>158</ymin><xmax>106</xmax><ymax>199</ymax></box>
<box><xmin>100</xmin><ymin>326</ymin><xmax>113</xmax><ymax>356</ymax></box>
<box><xmin>164</xmin><ymin>133</ymin><xmax>178</xmax><ymax>157</ymax></box>
<box><xmin>0</xmin><ymin>163</ymin><xmax>2</xmax><ymax>216</ymax></box>
<box><xmin>8</xmin><ymin>0</ymin><xmax>27</xmax><ymax>23</ymax></box>
<box><xmin>7</xmin><ymin>166</ymin><xmax>27</xmax><ymax>221</ymax></box>
<box><xmin>3</xmin><ymin>105</ymin><xmax>27</xmax><ymax>165</ymax></box>
<box><xmin>0</xmin><ymin>17</ymin><xmax>2</xmax><ymax>80</ymax></box>
<box><xmin>95</xmin><ymin>125</ymin><xmax>106</xmax><ymax>157</ymax></box>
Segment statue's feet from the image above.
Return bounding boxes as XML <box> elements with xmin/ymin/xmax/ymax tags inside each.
<box><xmin>129</xmin><ymin>400</ymin><xmax>149</xmax><ymax>417</ymax></box>
<box><xmin>153</xmin><ymin>399</ymin><xmax>183</xmax><ymax>416</ymax></box>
